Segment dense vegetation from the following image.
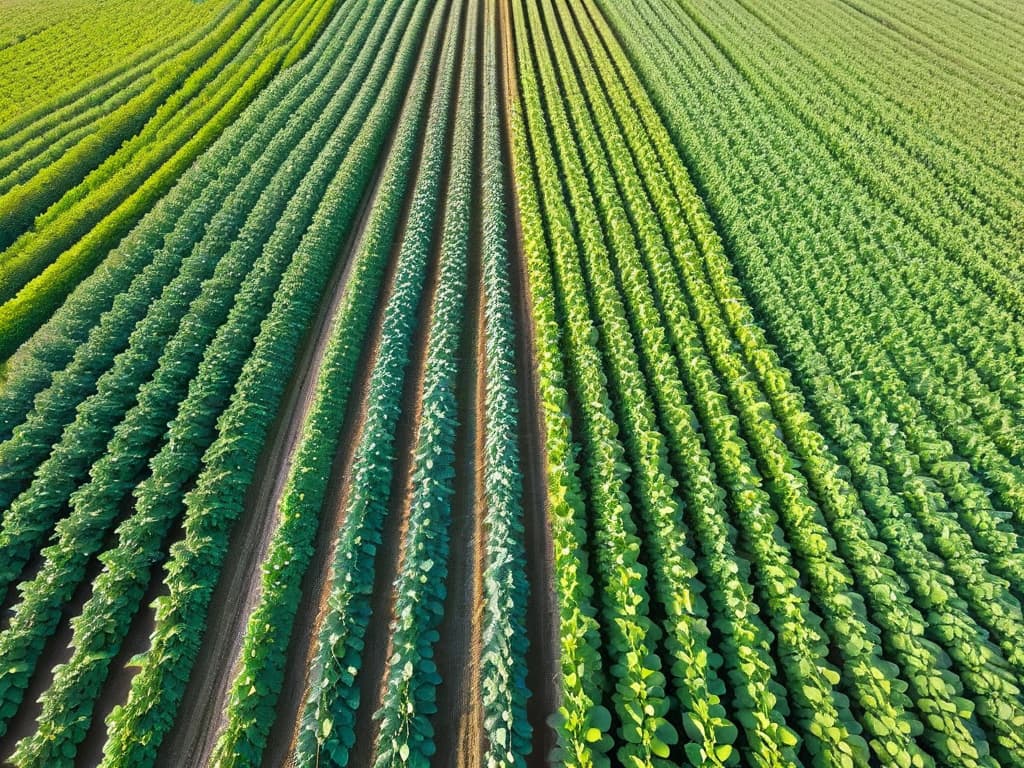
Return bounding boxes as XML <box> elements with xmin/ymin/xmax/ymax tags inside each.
<box><xmin>0</xmin><ymin>0</ymin><xmax>1020</xmax><ymax>766</ymax></box>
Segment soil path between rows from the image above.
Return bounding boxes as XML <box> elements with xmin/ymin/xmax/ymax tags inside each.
<box><xmin>345</xmin><ymin>5</ymin><xmax>467</xmax><ymax>763</ymax></box>
<box><xmin>431</xmin><ymin>3</ymin><xmax>486</xmax><ymax>758</ymax></box>
<box><xmin>268</xmin><ymin>9</ymin><xmax>456</xmax><ymax>756</ymax></box>
<box><xmin>152</xmin><ymin>100</ymin><xmax>399</xmax><ymax>768</ymax></box>
<box><xmin>498</xmin><ymin>0</ymin><xmax>561</xmax><ymax>761</ymax></box>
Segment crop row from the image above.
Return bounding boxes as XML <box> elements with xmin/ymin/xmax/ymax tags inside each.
<box><xmin>0</xmin><ymin>0</ymin><xmax>224</xmax><ymax>127</ymax></box>
<box><xmin>294</xmin><ymin>2</ymin><xmax>463</xmax><ymax>762</ymax></box>
<box><xmin>88</xmin><ymin>4</ymin><xmax>436</xmax><ymax>764</ymax></box>
<box><xmin>504</xmin><ymin>0</ymin><xmax>1024</xmax><ymax>764</ymax></box>
<box><xmin>0</xmin><ymin>0</ymin><xmax>402</xmax><ymax>608</ymax></box>
<box><xmin>595</xmin><ymin>0</ymin><xmax>1024</xmax><ymax>762</ymax></box>
<box><xmin>479</xmin><ymin>0</ymin><xmax>532</xmax><ymax>763</ymax></box>
<box><xmin>0</xmin><ymin>0</ymin><xmax>337</xmax><ymax>357</ymax></box>
<box><xmin>0</xmin><ymin>7</ymin><xmax>231</xmax><ymax>195</ymax></box>
<box><xmin>208</xmin><ymin>1</ymin><xmax>451</xmax><ymax>764</ymax></box>
<box><xmin>0</xmin><ymin>0</ymin><xmax>372</xmax><ymax>449</ymax></box>
<box><xmin>0</xmin><ymin>1</ymin><xmax>413</xmax><ymax>761</ymax></box>
<box><xmin>550</xmin><ymin>5</ymin><xmax>799</xmax><ymax>765</ymax></box>
<box><xmin>555</xmin><ymin>3</ymin><xmax>934</xmax><ymax>763</ymax></box>
<box><xmin>502</xmin><ymin>0</ymin><xmax>608</xmax><ymax>761</ymax></box>
<box><xmin>369</xmin><ymin>1</ymin><xmax>477</xmax><ymax>758</ymax></box>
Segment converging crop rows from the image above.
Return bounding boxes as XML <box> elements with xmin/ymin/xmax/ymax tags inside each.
<box><xmin>0</xmin><ymin>0</ymin><xmax>1020</xmax><ymax>766</ymax></box>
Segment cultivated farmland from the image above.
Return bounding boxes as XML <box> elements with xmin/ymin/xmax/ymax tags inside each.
<box><xmin>0</xmin><ymin>0</ymin><xmax>1020</xmax><ymax>766</ymax></box>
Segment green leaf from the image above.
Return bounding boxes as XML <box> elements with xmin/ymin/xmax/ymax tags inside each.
<box><xmin>587</xmin><ymin>705</ymin><xmax>612</xmax><ymax>733</ymax></box>
<box><xmin>651</xmin><ymin>737</ymin><xmax>671</xmax><ymax>758</ymax></box>
<box><xmin>653</xmin><ymin>718</ymin><xmax>678</xmax><ymax>745</ymax></box>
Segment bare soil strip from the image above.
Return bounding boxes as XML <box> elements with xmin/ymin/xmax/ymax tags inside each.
<box><xmin>266</xmin><ymin>22</ymin><xmax>451</xmax><ymax>756</ymax></box>
<box><xmin>152</xmin><ymin>102</ymin><xmax>401</xmax><ymax>768</ymax></box>
<box><xmin>76</xmin><ymin>562</ymin><xmax>170</xmax><ymax>767</ymax></box>
<box><xmin>0</xmin><ymin>556</ymin><xmax>103</xmax><ymax>767</ymax></box>
<box><xmin>431</xmin><ymin>5</ymin><xmax>486</xmax><ymax>760</ymax></box>
<box><xmin>347</xmin><ymin>10</ymin><xmax>469</xmax><ymax>766</ymax></box>
<box><xmin>497</xmin><ymin>0</ymin><xmax>561</xmax><ymax>761</ymax></box>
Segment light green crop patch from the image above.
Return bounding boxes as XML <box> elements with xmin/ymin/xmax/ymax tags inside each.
<box><xmin>0</xmin><ymin>0</ymin><xmax>230</xmax><ymax>126</ymax></box>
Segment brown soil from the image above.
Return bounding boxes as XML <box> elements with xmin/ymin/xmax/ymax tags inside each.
<box><xmin>76</xmin><ymin>565</ymin><xmax>170</xmax><ymax>767</ymax></box>
<box><xmin>430</xmin><ymin>4</ymin><xmax>486</xmax><ymax>759</ymax></box>
<box><xmin>0</xmin><ymin>555</ymin><xmax>103</xmax><ymax>767</ymax></box>
<box><xmin>266</xmin><ymin>25</ymin><xmax>446</xmax><ymax>759</ymax></box>
<box><xmin>497</xmin><ymin>0</ymin><xmax>561</xmax><ymax>762</ymax></box>
<box><xmin>152</xmin><ymin>98</ymin><xmax>397</xmax><ymax>768</ymax></box>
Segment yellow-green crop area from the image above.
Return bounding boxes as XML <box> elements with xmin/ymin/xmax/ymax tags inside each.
<box><xmin>0</xmin><ymin>0</ymin><xmax>231</xmax><ymax>124</ymax></box>
<box><xmin>0</xmin><ymin>1</ymin><xmax>1021</xmax><ymax>767</ymax></box>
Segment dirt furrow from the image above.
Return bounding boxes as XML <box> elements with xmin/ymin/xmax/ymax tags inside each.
<box><xmin>268</xmin><ymin>12</ymin><xmax>456</xmax><ymax>757</ymax></box>
<box><xmin>497</xmin><ymin>0</ymin><xmax>561</xmax><ymax>761</ymax></box>
<box><xmin>152</xmin><ymin>96</ymin><xmax>401</xmax><ymax>768</ymax></box>
<box><xmin>431</xmin><ymin>3</ymin><xmax>486</xmax><ymax>758</ymax></box>
<box><xmin>347</xmin><ymin>8</ymin><xmax>469</xmax><ymax>766</ymax></box>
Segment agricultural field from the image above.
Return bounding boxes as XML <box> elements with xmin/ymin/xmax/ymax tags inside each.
<box><xmin>0</xmin><ymin>0</ymin><xmax>1020</xmax><ymax>766</ymax></box>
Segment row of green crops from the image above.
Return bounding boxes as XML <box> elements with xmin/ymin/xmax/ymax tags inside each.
<box><xmin>597</xmin><ymin>0</ymin><xmax>1024</xmax><ymax>763</ymax></box>
<box><xmin>495</xmin><ymin>0</ymin><xmax>1024</xmax><ymax>765</ymax></box>
<box><xmin>1</xmin><ymin>0</ymin><xmax>1020</xmax><ymax>764</ymax></box>
<box><xmin>0</xmin><ymin>0</ymin><xmax>338</xmax><ymax>358</ymax></box>
<box><xmin>538</xmin><ymin>1</ymin><xmax>908</xmax><ymax>763</ymax></box>
<box><xmin>0</xmin><ymin>1</ymin><xmax>411</xmax><ymax>760</ymax></box>
<box><xmin>208</xmin><ymin>0</ymin><xmax>450</xmax><ymax>762</ymax></box>
<box><xmin>95</xmin><ymin>1</ymin><xmax>438</xmax><ymax>762</ymax></box>
<box><xmin>0</xmin><ymin>0</ymin><xmax>401</xmax><ymax>602</ymax></box>
<box><xmin>512</xmin><ymin>0</ymin><xmax>715</xmax><ymax>762</ymax></box>
<box><xmin>294</xmin><ymin>1</ymin><xmax>463</xmax><ymax>762</ymax></box>
<box><xmin>0</xmin><ymin>0</ymin><xmax>291</xmax><ymax>254</ymax></box>
<box><xmin>0</xmin><ymin>6</ymin><xmax>230</xmax><ymax>195</ymax></box>
<box><xmin>512</xmin><ymin>0</ymin><xmax>689</xmax><ymax>762</ymax></box>
<box><xmin>0</xmin><ymin>0</ymin><xmax>541</xmax><ymax>761</ymax></box>
<box><xmin>369</xmin><ymin>0</ymin><xmax>477</xmax><ymax>761</ymax></box>
<box><xmin>502</xmin><ymin>0</ymin><xmax>609</xmax><ymax>761</ymax></box>
<box><xmin>0</xmin><ymin>0</ymin><xmax>371</xmax><ymax>449</ymax></box>
<box><xmin>479</xmin><ymin>0</ymin><xmax>532</xmax><ymax>762</ymax></box>
<box><xmin>506</xmin><ymin>0</ymin><xmax>1024</xmax><ymax>765</ymax></box>
<box><xmin>0</xmin><ymin>0</ymin><xmax>228</xmax><ymax>126</ymax></box>
<box><xmin>552</xmin><ymin>8</ymin><xmax>799</xmax><ymax>764</ymax></box>
<box><xmin>715</xmin><ymin>0</ymin><xmax>1024</xmax><ymax>286</ymax></box>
